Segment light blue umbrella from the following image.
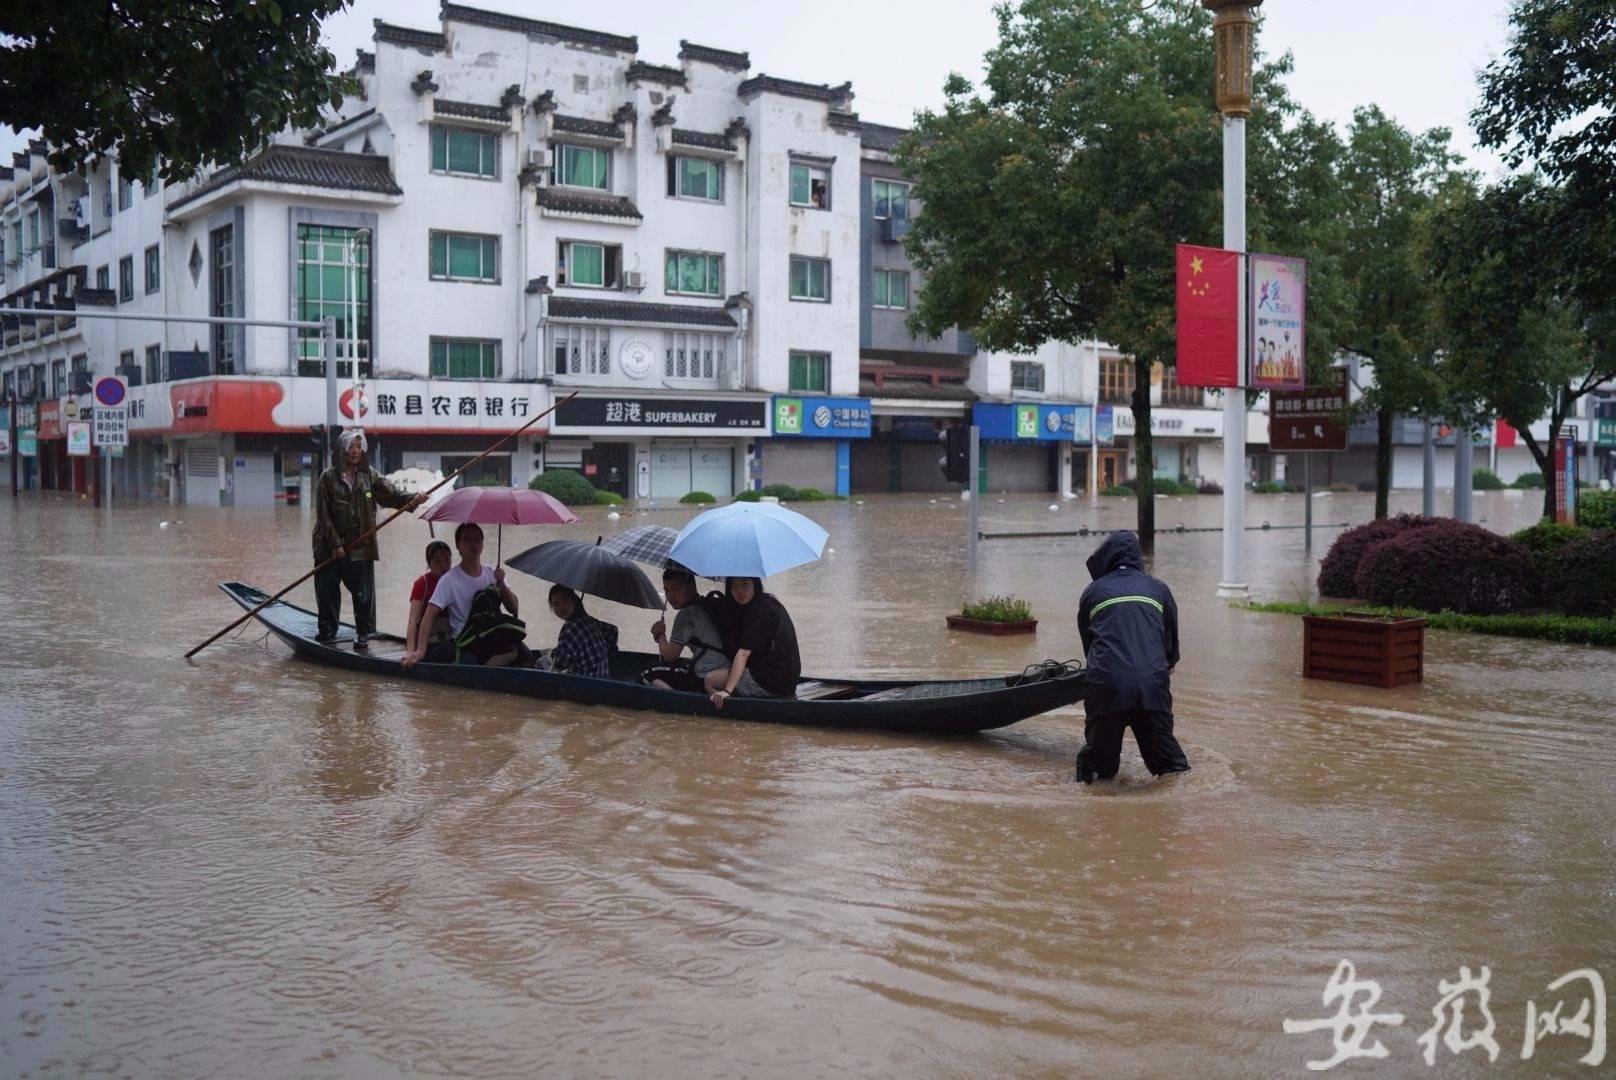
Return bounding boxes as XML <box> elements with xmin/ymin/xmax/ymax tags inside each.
<box><xmin>668</xmin><ymin>502</ymin><xmax>829</xmax><ymax>578</ymax></box>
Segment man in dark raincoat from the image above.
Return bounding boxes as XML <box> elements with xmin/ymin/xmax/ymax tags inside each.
<box><xmin>1075</xmin><ymin>530</ymin><xmax>1191</xmax><ymax>782</ymax></box>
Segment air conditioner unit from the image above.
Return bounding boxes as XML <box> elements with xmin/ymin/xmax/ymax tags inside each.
<box><xmin>525</xmin><ymin>146</ymin><xmax>551</xmax><ymax>169</ymax></box>
<box><xmin>623</xmin><ymin>269</ymin><xmax>645</xmax><ymax>291</ymax></box>
<box><xmin>881</xmin><ymin>216</ymin><xmax>912</xmax><ymax>243</ymax></box>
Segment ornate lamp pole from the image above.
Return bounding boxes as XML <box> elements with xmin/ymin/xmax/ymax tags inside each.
<box><xmin>1203</xmin><ymin>0</ymin><xmax>1261</xmax><ymax>599</ymax></box>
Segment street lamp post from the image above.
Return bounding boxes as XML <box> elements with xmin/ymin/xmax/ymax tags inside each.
<box><xmin>1204</xmin><ymin>0</ymin><xmax>1261</xmax><ymax>600</ymax></box>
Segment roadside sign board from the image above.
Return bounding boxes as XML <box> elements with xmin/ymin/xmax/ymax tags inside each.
<box><xmin>19</xmin><ymin>428</ymin><xmax>37</xmax><ymax>457</ymax></box>
<box><xmin>67</xmin><ymin>420</ymin><xmax>91</xmax><ymax>456</ymax></box>
<box><xmin>93</xmin><ymin>375</ymin><xmax>130</xmax><ymax>450</ymax></box>
<box><xmin>1554</xmin><ymin>433</ymin><xmax>1578</xmax><ymax>525</ymax></box>
<box><xmin>1269</xmin><ymin>370</ymin><xmax>1349</xmax><ymax>452</ymax></box>
<box><xmin>0</xmin><ymin>427</ymin><xmax>9</xmax><ymax>456</ymax></box>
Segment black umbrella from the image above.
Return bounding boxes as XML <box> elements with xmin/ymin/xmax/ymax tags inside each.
<box><xmin>506</xmin><ymin>539</ymin><xmax>665</xmax><ymax>609</ymax></box>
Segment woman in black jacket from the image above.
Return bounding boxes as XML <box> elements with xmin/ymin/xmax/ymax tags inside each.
<box><xmin>706</xmin><ymin>577</ymin><xmax>801</xmax><ymax>708</ymax></box>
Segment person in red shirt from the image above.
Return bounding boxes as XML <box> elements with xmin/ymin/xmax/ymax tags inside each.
<box><xmin>405</xmin><ymin>540</ymin><xmax>454</xmax><ymax>662</ymax></box>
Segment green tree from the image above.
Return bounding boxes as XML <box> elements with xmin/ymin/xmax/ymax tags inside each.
<box><xmin>1425</xmin><ymin>176</ymin><xmax>1616</xmax><ymax>519</ymax></box>
<box><xmin>0</xmin><ymin>1</ymin><xmax>353</xmax><ymax>182</ymax></box>
<box><xmin>1332</xmin><ymin>106</ymin><xmax>1463</xmax><ymax>519</ymax></box>
<box><xmin>897</xmin><ymin>0</ymin><xmax>1344</xmax><ymax>553</ymax></box>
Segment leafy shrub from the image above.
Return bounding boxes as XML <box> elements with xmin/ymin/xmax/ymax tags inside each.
<box><xmin>1316</xmin><ymin>514</ymin><xmax>1444</xmax><ymax>598</ymax></box>
<box><xmin>1197</xmin><ymin>479</ymin><xmax>1224</xmax><ymax>495</ymax></box>
<box><xmin>733</xmin><ymin>489</ymin><xmax>762</xmax><ymax>502</ymax></box>
<box><xmin>680</xmin><ymin>491</ymin><xmax>716</xmax><ymax>504</ymax></box>
<box><xmin>1327</xmin><ymin>482</ymin><xmax>1356</xmax><ymax>493</ymax></box>
<box><xmin>1153</xmin><ymin>478</ymin><xmax>1199</xmax><ymax>495</ymax></box>
<box><xmin>960</xmin><ymin>595</ymin><xmax>1033</xmax><ymax>622</ymax></box>
<box><xmin>1357</xmin><ymin>480</ymin><xmax>1378</xmax><ymax>492</ymax></box>
<box><xmin>1579</xmin><ymin>489</ymin><xmax>1616</xmax><ymax>530</ymax></box>
<box><xmin>1252</xmin><ymin>480</ymin><xmax>1290</xmax><ymax>494</ymax></box>
<box><xmin>1541</xmin><ymin>530</ymin><xmax>1616</xmax><ymax>617</ymax></box>
<box><xmin>1472</xmin><ymin>468</ymin><xmax>1506</xmax><ymax>491</ymax></box>
<box><xmin>792</xmin><ymin>487</ymin><xmax>830</xmax><ymax>501</ymax></box>
<box><xmin>1100</xmin><ymin>484</ymin><xmax>1134</xmax><ymax>497</ymax></box>
<box><xmin>758</xmin><ymin>483</ymin><xmax>799</xmax><ymax>500</ymax></box>
<box><xmin>1510</xmin><ymin>520</ymin><xmax>1584</xmax><ymax>554</ymax></box>
<box><xmin>1511</xmin><ymin>471</ymin><xmax>1546</xmax><ymax>489</ymax></box>
<box><xmin>593</xmin><ymin>490</ymin><xmax>624</xmax><ymax>505</ymax></box>
<box><xmin>528</xmin><ymin>469</ymin><xmax>599</xmax><ymax>507</ymax></box>
<box><xmin>1355</xmin><ymin>520</ymin><xmax>1535</xmax><ymax>615</ymax></box>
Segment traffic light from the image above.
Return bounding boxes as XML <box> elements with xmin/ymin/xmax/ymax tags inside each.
<box><xmin>939</xmin><ymin>426</ymin><xmax>970</xmax><ymax>483</ymax></box>
<box><xmin>309</xmin><ymin>423</ymin><xmax>326</xmax><ymax>446</ymax></box>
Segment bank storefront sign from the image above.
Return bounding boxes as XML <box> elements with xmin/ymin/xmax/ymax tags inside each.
<box><xmin>772</xmin><ymin>396</ymin><xmax>872</xmax><ymax>439</ymax></box>
<box><xmin>972</xmin><ymin>402</ymin><xmax>1092</xmax><ymax>443</ymax></box>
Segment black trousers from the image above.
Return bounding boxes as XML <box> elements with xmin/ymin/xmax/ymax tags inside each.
<box><xmin>315</xmin><ymin>558</ymin><xmax>375</xmax><ymax>640</ymax></box>
<box><xmin>1076</xmin><ymin>709</ymin><xmax>1190</xmax><ymax>779</ymax></box>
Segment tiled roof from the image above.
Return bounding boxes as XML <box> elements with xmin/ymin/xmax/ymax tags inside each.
<box><xmin>535</xmin><ymin>187</ymin><xmax>642</xmax><ymax>220</ymax></box>
<box><xmin>670</xmin><ymin>128</ymin><xmax>736</xmax><ymax>152</ymax></box>
<box><xmin>738</xmin><ymin>74</ymin><xmax>852</xmax><ymax>104</ymax></box>
<box><xmin>552</xmin><ymin>114</ymin><xmax>623</xmax><ymax>139</ymax></box>
<box><xmin>354</xmin><ymin>49</ymin><xmax>376</xmax><ymax>73</ymax></box>
<box><xmin>550</xmin><ymin>296</ymin><xmax>737</xmax><ymax>328</ymax></box>
<box><xmin>167</xmin><ymin>145</ymin><xmax>403</xmax><ymax>211</ymax></box>
<box><xmin>679</xmin><ymin>41</ymin><xmax>749</xmax><ymax>72</ymax></box>
<box><xmin>860</xmin><ymin>122</ymin><xmax>908</xmax><ymax>152</ymax></box>
<box><xmin>625</xmin><ymin>61</ymin><xmax>687</xmax><ymax>89</ymax></box>
<box><xmin>373</xmin><ymin>19</ymin><xmax>447</xmax><ymax>51</ymax></box>
<box><xmin>860</xmin><ymin>375</ymin><xmax>978</xmax><ymax>402</ymax></box>
<box><xmin>441</xmin><ymin>3</ymin><xmax>637</xmax><ymax>54</ymax></box>
<box><xmin>436</xmin><ymin>99</ymin><xmax>510</xmax><ymax>122</ymax></box>
<box><xmin>827</xmin><ymin>109</ymin><xmax>862</xmax><ymax>132</ymax></box>
<box><xmin>308</xmin><ymin>107</ymin><xmax>378</xmax><ymax>144</ymax></box>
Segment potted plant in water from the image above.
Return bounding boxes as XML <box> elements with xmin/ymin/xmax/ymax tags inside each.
<box><xmin>947</xmin><ymin>595</ymin><xmax>1038</xmax><ymax>635</ymax></box>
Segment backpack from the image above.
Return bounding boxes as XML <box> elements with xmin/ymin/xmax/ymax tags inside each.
<box><xmin>454</xmin><ymin>586</ymin><xmax>527</xmax><ymax>650</ymax></box>
<box><xmin>692</xmin><ymin>589</ymin><xmax>737</xmax><ymax>657</ymax></box>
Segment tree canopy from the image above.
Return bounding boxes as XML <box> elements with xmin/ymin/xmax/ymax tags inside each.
<box><xmin>0</xmin><ymin>0</ymin><xmax>353</xmax><ymax>182</ymax></box>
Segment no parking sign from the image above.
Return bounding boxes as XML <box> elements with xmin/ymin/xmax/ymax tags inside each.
<box><xmin>93</xmin><ymin>375</ymin><xmax>129</xmax><ymax>449</ymax></box>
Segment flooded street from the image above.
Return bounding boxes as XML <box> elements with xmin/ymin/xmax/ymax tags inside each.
<box><xmin>2</xmin><ymin>489</ymin><xmax>1612</xmax><ymax>1077</ymax></box>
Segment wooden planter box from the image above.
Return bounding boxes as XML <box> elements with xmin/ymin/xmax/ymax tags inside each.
<box><xmin>946</xmin><ymin>615</ymin><xmax>1038</xmax><ymax>635</ymax></box>
<box><xmin>1303</xmin><ymin>614</ymin><xmax>1426</xmax><ymax>688</ymax></box>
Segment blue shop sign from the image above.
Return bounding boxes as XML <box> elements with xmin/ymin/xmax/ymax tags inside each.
<box><xmin>772</xmin><ymin>396</ymin><xmax>872</xmax><ymax>439</ymax></box>
<box><xmin>972</xmin><ymin>402</ymin><xmax>1089</xmax><ymax>443</ymax></box>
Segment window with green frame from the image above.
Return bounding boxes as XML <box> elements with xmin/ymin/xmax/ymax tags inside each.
<box><xmin>665</xmin><ymin>250</ymin><xmax>722</xmax><ymax>296</ymax></box>
<box><xmin>668</xmin><ymin>155</ymin><xmax>721</xmax><ymax>200</ymax></box>
<box><xmin>430</xmin><ymin>125</ymin><xmax>498</xmax><ymax>178</ymax></box>
<box><xmin>872</xmin><ymin>269</ymin><xmax>908</xmax><ymax>310</ymax></box>
<box><xmin>557</xmin><ymin>144</ymin><xmax>609</xmax><ymax>189</ymax></box>
<box><xmin>430</xmin><ymin>338</ymin><xmax>500</xmax><ymax>379</ymax></box>
<box><xmin>560</xmin><ymin>240</ymin><xmax>615</xmax><ymax>288</ymax></box>
<box><xmin>294</xmin><ymin>223</ymin><xmax>370</xmax><ymax>377</ymax></box>
<box><xmin>429</xmin><ymin>232</ymin><xmax>499</xmax><ymax>282</ymax></box>
<box><xmin>788</xmin><ymin>351</ymin><xmax>830</xmax><ymax>393</ymax></box>
<box><xmin>789</xmin><ymin>162</ymin><xmax>830</xmax><ymax>208</ymax></box>
<box><xmin>788</xmin><ymin>256</ymin><xmax>829</xmax><ymax>302</ymax></box>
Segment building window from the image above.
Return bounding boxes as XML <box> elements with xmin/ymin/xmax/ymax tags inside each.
<box><xmin>551</xmin><ymin>324</ymin><xmax>610</xmax><ymax>376</ymax></box>
<box><xmin>665</xmin><ymin>250</ymin><xmax>723</xmax><ymax>297</ymax></box>
<box><xmin>295</xmin><ymin>223</ymin><xmax>370</xmax><ymax>378</ymax></box>
<box><xmin>96</xmin><ymin>265</ymin><xmax>110</xmax><ymax>291</ymax></box>
<box><xmin>788</xmin><ymin>256</ymin><xmax>830</xmax><ymax>302</ymax></box>
<box><xmin>50</xmin><ymin>359</ymin><xmax>65</xmax><ymax>398</ymax></box>
<box><xmin>667</xmin><ymin>155</ymin><xmax>721</xmax><ymax>201</ymax></box>
<box><xmin>118</xmin><ymin>256</ymin><xmax>134</xmax><ymax>302</ymax></box>
<box><xmin>1159</xmin><ymin>363</ymin><xmax>1202</xmax><ymax>407</ymax></box>
<box><xmin>26</xmin><ymin>208</ymin><xmax>38</xmax><ymax>249</ymax></box>
<box><xmin>70</xmin><ymin>355</ymin><xmax>88</xmax><ymax>391</ymax></box>
<box><xmin>430</xmin><ymin>337</ymin><xmax>501</xmax><ymax>379</ymax></box>
<box><xmin>555</xmin><ymin>144</ymin><xmax>610</xmax><ymax>190</ymax></box>
<box><xmin>1099</xmin><ymin>356</ymin><xmax>1133</xmax><ymax>404</ymax></box>
<box><xmin>144</xmin><ymin>344</ymin><xmax>162</xmax><ymax>384</ymax></box>
<box><xmin>118</xmin><ymin>172</ymin><xmax>133</xmax><ymax>210</ymax></box>
<box><xmin>788</xmin><ymin>351</ymin><xmax>830</xmax><ymax>393</ymax></box>
<box><xmin>211</xmin><ymin>225</ymin><xmax>237</xmax><ymax>373</ymax></box>
<box><xmin>430</xmin><ymin>125</ymin><xmax>498</xmax><ymax>178</ymax></box>
<box><xmin>663</xmin><ymin>332</ymin><xmax>724</xmax><ymax>380</ymax></box>
<box><xmin>1011</xmin><ymin>360</ymin><xmax>1045</xmax><ymax>393</ymax></box>
<box><xmin>872</xmin><ymin>269</ymin><xmax>908</xmax><ymax>310</ymax></box>
<box><xmin>429</xmin><ymin>231</ymin><xmax>499</xmax><ymax>283</ymax></box>
<box><xmin>557</xmin><ymin>240</ymin><xmax>619</xmax><ymax>288</ymax></box>
<box><xmin>102</xmin><ymin>182</ymin><xmax>114</xmax><ymax>220</ymax></box>
<box><xmin>872</xmin><ymin>179</ymin><xmax>909</xmax><ymax>221</ymax></box>
<box><xmin>789</xmin><ymin>162</ymin><xmax>830</xmax><ymax>209</ymax></box>
<box><xmin>144</xmin><ymin>244</ymin><xmax>160</xmax><ymax>294</ymax></box>
<box><xmin>145</xmin><ymin>162</ymin><xmax>160</xmax><ymax>197</ymax></box>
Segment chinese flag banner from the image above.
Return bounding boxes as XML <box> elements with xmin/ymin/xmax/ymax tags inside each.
<box><xmin>1495</xmin><ymin>419</ymin><xmax>1518</xmax><ymax>449</ymax></box>
<box><xmin>1176</xmin><ymin>244</ymin><xmax>1240</xmax><ymax>388</ymax></box>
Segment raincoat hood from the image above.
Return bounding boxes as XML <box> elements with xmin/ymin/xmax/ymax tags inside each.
<box><xmin>1086</xmin><ymin>531</ymin><xmax>1143</xmax><ymax>581</ymax></box>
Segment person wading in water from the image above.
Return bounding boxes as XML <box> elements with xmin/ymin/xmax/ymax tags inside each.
<box><xmin>1075</xmin><ymin>530</ymin><xmax>1191</xmax><ymax>783</ymax></box>
<box><xmin>313</xmin><ymin>428</ymin><xmax>426</xmax><ymax>649</ymax></box>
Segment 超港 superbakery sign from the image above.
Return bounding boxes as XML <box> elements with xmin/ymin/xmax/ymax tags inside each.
<box><xmin>554</xmin><ymin>395</ymin><xmax>767</xmax><ymax>431</ymax></box>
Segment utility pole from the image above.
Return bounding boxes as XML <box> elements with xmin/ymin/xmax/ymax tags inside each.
<box><xmin>1205</xmin><ymin>0</ymin><xmax>1261</xmax><ymax>600</ymax></box>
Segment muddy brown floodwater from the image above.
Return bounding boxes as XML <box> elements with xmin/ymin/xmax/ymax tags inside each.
<box><xmin>2</xmin><ymin>489</ymin><xmax>1612</xmax><ymax>1077</ymax></box>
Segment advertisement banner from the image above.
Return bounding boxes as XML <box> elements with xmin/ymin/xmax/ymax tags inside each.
<box><xmin>772</xmin><ymin>396</ymin><xmax>872</xmax><ymax>439</ymax></box>
<box><xmin>1096</xmin><ymin>405</ymin><xmax>1114</xmax><ymax>446</ymax></box>
<box><xmin>19</xmin><ymin>428</ymin><xmax>37</xmax><ymax>457</ymax></box>
<box><xmin>0</xmin><ymin>426</ymin><xmax>9</xmax><ymax>457</ymax></box>
<box><xmin>1553</xmin><ymin>433</ymin><xmax>1578</xmax><ymax>525</ymax></box>
<box><xmin>1071</xmin><ymin>404</ymin><xmax>1093</xmax><ymax>444</ymax></box>
<box><xmin>66</xmin><ymin>420</ymin><xmax>92</xmax><ymax>456</ymax></box>
<box><xmin>1175</xmin><ymin>244</ymin><xmax>1241</xmax><ymax>388</ymax></box>
<box><xmin>1249</xmin><ymin>253</ymin><xmax>1307</xmax><ymax>391</ymax></box>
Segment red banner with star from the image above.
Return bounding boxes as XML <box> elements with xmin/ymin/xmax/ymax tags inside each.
<box><xmin>1176</xmin><ymin>243</ymin><xmax>1240</xmax><ymax>388</ymax></box>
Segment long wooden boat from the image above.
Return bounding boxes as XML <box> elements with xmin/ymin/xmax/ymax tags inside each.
<box><xmin>221</xmin><ymin>582</ymin><xmax>1085</xmax><ymax>734</ymax></box>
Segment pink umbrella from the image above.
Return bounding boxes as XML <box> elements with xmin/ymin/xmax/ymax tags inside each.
<box><xmin>420</xmin><ymin>487</ymin><xmax>581</xmax><ymax>563</ymax></box>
